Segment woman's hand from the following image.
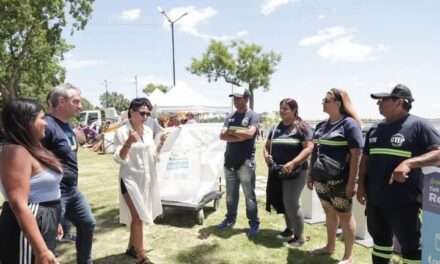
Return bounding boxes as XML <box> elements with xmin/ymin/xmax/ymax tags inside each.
<box><xmin>56</xmin><ymin>224</ymin><xmax>63</xmax><ymax>240</ymax></box>
<box><xmin>356</xmin><ymin>183</ymin><xmax>367</xmax><ymax>205</ymax></box>
<box><xmin>126</xmin><ymin>129</ymin><xmax>141</xmax><ymax>146</ymax></box>
<box><xmin>36</xmin><ymin>250</ymin><xmax>58</xmax><ymax>264</ymax></box>
<box><xmin>264</xmin><ymin>154</ymin><xmax>273</xmax><ymax>165</ymax></box>
<box><xmin>159</xmin><ymin>132</ymin><xmax>168</xmax><ymax>146</ymax></box>
<box><xmin>306</xmin><ymin>177</ymin><xmax>314</xmax><ymax>190</ymax></box>
<box><xmin>282</xmin><ymin>160</ymin><xmax>297</xmax><ymax>174</ymax></box>
<box><xmin>345</xmin><ymin>180</ymin><xmax>357</xmax><ymax>198</ymax></box>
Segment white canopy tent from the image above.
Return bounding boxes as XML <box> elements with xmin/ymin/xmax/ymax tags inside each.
<box><xmin>153</xmin><ymin>85</ymin><xmax>230</xmax><ymax>113</ymax></box>
<box><xmin>148</xmin><ymin>89</ymin><xmax>166</xmax><ymax>105</ymax></box>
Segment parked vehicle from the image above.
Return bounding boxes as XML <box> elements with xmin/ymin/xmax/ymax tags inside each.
<box><xmin>80</xmin><ymin>110</ymin><xmax>101</xmax><ymax>126</ymax></box>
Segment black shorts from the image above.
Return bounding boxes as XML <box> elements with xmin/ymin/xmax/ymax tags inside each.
<box><xmin>120</xmin><ymin>179</ymin><xmax>128</xmax><ymax>194</ymax></box>
<box><xmin>0</xmin><ymin>200</ymin><xmax>61</xmax><ymax>264</ymax></box>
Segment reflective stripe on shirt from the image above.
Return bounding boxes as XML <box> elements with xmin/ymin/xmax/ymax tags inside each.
<box><xmin>228</xmin><ymin>126</ymin><xmax>249</xmax><ymax>131</ymax></box>
<box><xmin>315</xmin><ymin>139</ymin><xmax>348</xmax><ymax>146</ymax></box>
<box><xmin>369</xmin><ymin>148</ymin><xmax>412</xmax><ymax>158</ymax></box>
<box><xmin>272</xmin><ymin>138</ymin><xmax>302</xmax><ymax>145</ymax></box>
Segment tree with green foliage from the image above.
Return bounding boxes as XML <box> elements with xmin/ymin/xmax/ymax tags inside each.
<box><xmin>188</xmin><ymin>40</ymin><xmax>281</xmax><ymax>109</ymax></box>
<box><xmin>143</xmin><ymin>83</ymin><xmax>170</xmax><ymax>95</ymax></box>
<box><xmin>81</xmin><ymin>97</ymin><xmax>95</xmax><ymax>111</ymax></box>
<box><xmin>0</xmin><ymin>0</ymin><xmax>94</xmax><ymax>105</ymax></box>
<box><xmin>99</xmin><ymin>91</ymin><xmax>130</xmax><ymax>113</ymax></box>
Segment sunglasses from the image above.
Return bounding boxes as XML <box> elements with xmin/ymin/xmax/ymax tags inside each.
<box><xmin>137</xmin><ymin>111</ymin><xmax>151</xmax><ymax>117</ymax></box>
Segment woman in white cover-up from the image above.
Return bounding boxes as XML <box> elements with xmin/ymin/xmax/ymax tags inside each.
<box><xmin>113</xmin><ymin>98</ymin><xmax>163</xmax><ymax>264</ymax></box>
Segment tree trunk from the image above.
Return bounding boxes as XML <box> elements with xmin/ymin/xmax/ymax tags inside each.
<box><xmin>249</xmin><ymin>86</ymin><xmax>254</xmax><ymax>110</ymax></box>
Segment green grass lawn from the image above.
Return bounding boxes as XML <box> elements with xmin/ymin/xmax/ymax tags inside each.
<box><xmin>57</xmin><ymin>143</ymin><xmax>376</xmax><ymax>264</ymax></box>
<box><xmin>2</xmin><ymin>142</ymin><xmax>404</xmax><ymax>263</ymax></box>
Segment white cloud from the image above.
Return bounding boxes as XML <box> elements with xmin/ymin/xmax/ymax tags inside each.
<box><xmin>299</xmin><ymin>26</ymin><xmax>386</xmax><ymax>62</ymax></box>
<box><xmin>261</xmin><ymin>0</ymin><xmax>290</xmax><ymax>16</ymax></box>
<box><xmin>237</xmin><ymin>30</ymin><xmax>249</xmax><ymax>37</ymax></box>
<box><xmin>119</xmin><ymin>8</ymin><xmax>141</xmax><ymax>21</ymax></box>
<box><xmin>318</xmin><ymin>14</ymin><xmax>326</xmax><ymax>20</ymax></box>
<box><xmin>160</xmin><ymin>6</ymin><xmax>247</xmax><ymax>41</ymax></box>
<box><xmin>167</xmin><ymin>6</ymin><xmax>216</xmax><ymax>33</ymax></box>
<box><xmin>299</xmin><ymin>26</ymin><xmax>349</xmax><ymax>46</ymax></box>
<box><xmin>317</xmin><ymin>36</ymin><xmax>374</xmax><ymax>62</ymax></box>
<box><xmin>63</xmin><ymin>55</ymin><xmax>105</xmax><ymax>70</ymax></box>
<box><xmin>377</xmin><ymin>44</ymin><xmax>388</xmax><ymax>52</ymax></box>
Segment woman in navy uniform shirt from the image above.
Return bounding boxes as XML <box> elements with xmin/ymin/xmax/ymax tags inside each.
<box><xmin>308</xmin><ymin>88</ymin><xmax>363</xmax><ymax>264</ymax></box>
<box><xmin>264</xmin><ymin>98</ymin><xmax>314</xmax><ymax>247</ymax></box>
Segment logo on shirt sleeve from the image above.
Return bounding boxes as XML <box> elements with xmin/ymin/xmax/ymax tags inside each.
<box><xmin>390</xmin><ymin>133</ymin><xmax>405</xmax><ymax>147</ymax></box>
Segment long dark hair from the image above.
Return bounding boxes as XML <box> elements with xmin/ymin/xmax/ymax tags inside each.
<box><xmin>279</xmin><ymin>98</ymin><xmax>308</xmax><ymax>133</ymax></box>
<box><xmin>1</xmin><ymin>98</ymin><xmax>62</xmax><ymax>172</ymax></box>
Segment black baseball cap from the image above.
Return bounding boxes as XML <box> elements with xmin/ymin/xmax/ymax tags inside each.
<box><xmin>370</xmin><ymin>84</ymin><xmax>414</xmax><ymax>102</ymax></box>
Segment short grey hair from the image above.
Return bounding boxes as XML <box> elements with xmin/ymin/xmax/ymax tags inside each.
<box><xmin>49</xmin><ymin>83</ymin><xmax>81</xmax><ymax>108</ymax></box>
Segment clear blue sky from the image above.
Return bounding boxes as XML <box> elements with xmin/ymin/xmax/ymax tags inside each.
<box><xmin>64</xmin><ymin>0</ymin><xmax>440</xmax><ymax>119</ymax></box>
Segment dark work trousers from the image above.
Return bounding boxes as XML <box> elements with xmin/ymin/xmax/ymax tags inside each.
<box><xmin>366</xmin><ymin>203</ymin><xmax>421</xmax><ymax>264</ymax></box>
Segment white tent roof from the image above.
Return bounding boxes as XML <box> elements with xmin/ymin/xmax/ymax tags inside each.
<box><xmin>148</xmin><ymin>89</ymin><xmax>166</xmax><ymax>105</ymax></box>
<box><xmin>154</xmin><ymin>85</ymin><xmax>229</xmax><ymax>113</ymax></box>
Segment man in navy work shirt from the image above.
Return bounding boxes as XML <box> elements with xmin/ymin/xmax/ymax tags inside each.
<box><xmin>42</xmin><ymin>83</ymin><xmax>95</xmax><ymax>264</ymax></box>
<box><xmin>218</xmin><ymin>87</ymin><xmax>260</xmax><ymax>237</ymax></box>
<box><xmin>357</xmin><ymin>84</ymin><xmax>440</xmax><ymax>264</ymax></box>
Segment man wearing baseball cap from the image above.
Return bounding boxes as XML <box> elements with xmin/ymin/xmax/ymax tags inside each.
<box><xmin>218</xmin><ymin>86</ymin><xmax>260</xmax><ymax>237</ymax></box>
<box><xmin>357</xmin><ymin>84</ymin><xmax>440</xmax><ymax>264</ymax></box>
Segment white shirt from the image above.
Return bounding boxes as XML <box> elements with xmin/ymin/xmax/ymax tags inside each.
<box><xmin>113</xmin><ymin>123</ymin><xmax>162</xmax><ymax>225</ymax></box>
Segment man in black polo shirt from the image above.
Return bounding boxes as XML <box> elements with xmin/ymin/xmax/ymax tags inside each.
<box><xmin>43</xmin><ymin>83</ymin><xmax>95</xmax><ymax>264</ymax></box>
<box><xmin>217</xmin><ymin>87</ymin><xmax>260</xmax><ymax>237</ymax></box>
<box><xmin>357</xmin><ymin>84</ymin><xmax>440</xmax><ymax>264</ymax></box>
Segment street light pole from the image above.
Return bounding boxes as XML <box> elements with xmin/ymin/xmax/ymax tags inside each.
<box><xmin>158</xmin><ymin>7</ymin><xmax>188</xmax><ymax>88</ymax></box>
<box><xmin>134</xmin><ymin>75</ymin><xmax>138</xmax><ymax>98</ymax></box>
<box><xmin>104</xmin><ymin>80</ymin><xmax>109</xmax><ymax>108</ymax></box>
<box><xmin>171</xmin><ymin>22</ymin><xmax>176</xmax><ymax>87</ymax></box>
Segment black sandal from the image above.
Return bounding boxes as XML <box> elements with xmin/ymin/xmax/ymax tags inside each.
<box><xmin>125</xmin><ymin>246</ymin><xmax>137</xmax><ymax>259</ymax></box>
<box><xmin>136</xmin><ymin>256</ymin><xmax>154</xmax><ymax>264</ymax></box>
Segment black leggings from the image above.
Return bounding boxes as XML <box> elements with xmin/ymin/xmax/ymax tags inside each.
<box><xmin>0</xmin><ymin>201</ymin><xmax>61</xmax><ymax>264</ymax></box>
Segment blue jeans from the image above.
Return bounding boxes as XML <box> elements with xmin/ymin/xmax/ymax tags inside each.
<box><xmin>61</xmin><ymin>188</ymin><xmax>96</xmax><ymax>264</ymax></box>
<box><xmin>224</xmin><ymin>159</ymin><xmax>259</xmax><ymax>226</ymax></box>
